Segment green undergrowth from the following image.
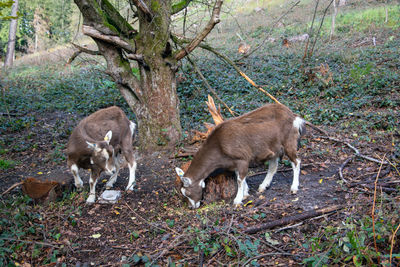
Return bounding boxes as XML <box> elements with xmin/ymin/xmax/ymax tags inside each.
<box><xmin>0</xmin><ymin>191</ymin><xmax>82</xmax><ymax>266</ymax></box>
<box><xmin>178</xmin><ymin>38</ymin><xmax>400</xmax><ymax>137</ymax></box>
<box><xmin>1</xmin><ymin>64</ymin><xmax>132</xmax><ymax>135</ymax></box>
<box><xmin>303</xmin><ymin>196</ymin><xmax>400</xmax><ymax>266</ymax></box>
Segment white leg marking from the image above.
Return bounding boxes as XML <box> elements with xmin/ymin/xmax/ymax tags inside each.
<box><xmin>125</xmin><ymin>161</ymin><xmax>137</xmax><ymax>191</ymax></box>
<box><xmin>258</xmin><ymin>158</ymin><xmax>279</xmax><ymax>192</ymax></box>
<box><xmin>71</xmin><ymin>164</ymin><xmax>83</xmax><ymax>189</ymax></box>
<box><xmin>243</xmin><ymin>180</ymin><xmax>250</xmax><ymax>199</ymax></box>
<box><xmin>233</xmin><ymin>171</ymin><xmax>246</xmax><ymax>205</ymax></box>
<box><xmin>291</xmin><ymin>159</ymin><xmax>301</xmax><ymax>194</ymax></box>
<box><xmin>86</xmin><ymin>174</ymin><xmax>98</xmax><ymax>203</ymax></box>
<box><xmin>129</xmin><ymin>121</ymin><xmax>136</xmax><ymax>137</ymax></box>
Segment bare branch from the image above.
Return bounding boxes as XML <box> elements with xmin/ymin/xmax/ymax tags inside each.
<box><xmin>66</xmin><ymin>43</ymin><xmax>101</xmax><ymax>65</ymax></box>
<box><xmin>238</xmin><ymin>0</ymin><xmax>301</xmax><ymax>60</ymax></box>
<box><xmin>175</xmin><ymin>0</ymin><xmax>223</xmax><ymax>60</ymax></box>
<box><xmin>244</xmin><ymin>205</ymin><xmax>343</xmax><ymax>234</ymax></box>
<box><xmin>82</xmin><ymin>25</ymin><xmax>135</xmax><ymax>53</ymax></box>
<box><xmin>130</xmin><ymin>0</ymin><xmax>153</xmax><ymax>20</ymax></box>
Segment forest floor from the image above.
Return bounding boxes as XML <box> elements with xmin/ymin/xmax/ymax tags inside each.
<box><xmin>1</xmin><ymin>108</ymin><xmax>398</xmax><ymax>266</ymax></box>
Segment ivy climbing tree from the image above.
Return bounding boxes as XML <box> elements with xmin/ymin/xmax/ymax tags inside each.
<box><xmin>73</xmin><ymin>0</ymin><xmax>223</xmax><ymax>151</ymax></box>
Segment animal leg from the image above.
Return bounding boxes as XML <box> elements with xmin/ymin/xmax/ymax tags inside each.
<box><xmin>70</xmin><ymin>164</ymin><xmax>83</xmax><ymax>189</ymax></box>
<box><xmin>258</xmin><ymin>158</ymin><xmax>279</xmax><ymax>192</ymax></box>
<box><xmin>290</xmin><ymin>158</ymin><xmax>301</xmax><ymax>194</ymax></box>
<box><xmin>86</xmin><ymin>171</ymin><xmax>99</xmax><ymax>203</ymax></box>
<box><xmin>106</xmin><ymin>155</ymin><xmax>121</xmax><ymax>189</ymax></box>
<box><xmin>126</xmin><ymin>160</ymin><xmax>137</xmax><ymax>191</ymax></box>
<box><xmin>243</xmin><ymin>180</ymin><xmax>250</xmax><ymax>199</ymax></box>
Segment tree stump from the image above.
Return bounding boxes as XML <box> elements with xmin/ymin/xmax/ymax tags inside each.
<box><xmin>175</xmin><ymin>161</ymin><xmax>237</xmax><ymax>204</ymax></box>
<box><xmin>21</xmin><ymin>171</ymin><xmax>74</xmax><ymax>204</ymax></box>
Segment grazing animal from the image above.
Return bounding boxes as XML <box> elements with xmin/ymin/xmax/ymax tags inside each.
<box><xmin>67</xmin><ymin>106</ymin><xmax>137</xmax><ymax>203</ymax></box>
<box><xmin>175</xmin><ymin>103</ymin><xmax>305</xmax><ymax>209</ymax></box>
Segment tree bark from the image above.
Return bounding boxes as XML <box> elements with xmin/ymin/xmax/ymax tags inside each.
<box><xmin>4</xmin><ymin>0</ymin><xmax>19</xmax><ymax>69</ymax></box>
<box><xmin>330</xmin><ymin>0</ymin><xmax>337</xmax><ymax>40</ymax></box>
<box><xmin>73</xmin><ymin>0</ymin><xmax>222</xmax><ymax>151</ymax></box>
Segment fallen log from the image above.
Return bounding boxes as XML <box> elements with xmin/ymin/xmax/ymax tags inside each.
<box><xmin>244</xmin><ymin>205</ymin><xmax>343</xmax><ymax>234</ymax></box>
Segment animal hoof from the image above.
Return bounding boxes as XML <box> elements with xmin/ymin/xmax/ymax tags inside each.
<box><xmin>126</xmin><ymin>184</ymin><xmax>135</xmax><ymax>191</ymax></box>
<box><xmin>86</xmin><ymin>195</ymin><xmax>96</xmax><ymax>204</ymax></box>
<box><xmin>233</xmin><ymin>200</ymin><xmax>243</xmax><ymax>206</ymax></box>
<box><xmin>258</xmin><ymin>187</ymin><xmax>265</xmax><ymax>193</ymax></box>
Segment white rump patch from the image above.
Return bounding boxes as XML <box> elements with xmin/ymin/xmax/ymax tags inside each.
<box><xmin>293</xmin><ymin>117</ymin><xmax>305</xmax><ymax>133</ymax></box>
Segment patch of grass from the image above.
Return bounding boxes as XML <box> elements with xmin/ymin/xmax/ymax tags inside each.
<box><xmin>0</xmin><ymin>157</ymin><xmax>17</xmax><ymax>170</ymax></box>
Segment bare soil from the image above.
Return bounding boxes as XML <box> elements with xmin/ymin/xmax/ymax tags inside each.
<box><xmin>0</xmin><ymin>110</ymin><xmax>398</xmax><ymax>266</ymax></box>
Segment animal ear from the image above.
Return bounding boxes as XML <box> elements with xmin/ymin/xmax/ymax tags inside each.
<box><xmin>199</xmin><ymin>180</ymin><xmax>205</xmax><ymax>188</ymax></box>
<box><xmin>86</xmin><ymin>141</ymin><xmax>101</xmax><ymax>152</ymax></box>
<box><xmin>175</xmin><ymin>167</ymin><xmax>185</xmax><ymax>178</ymax></box>
<box><xmin>104</xmin><ymin>131</ymin><xmax>112</xmax><ymax>144</ymax></box>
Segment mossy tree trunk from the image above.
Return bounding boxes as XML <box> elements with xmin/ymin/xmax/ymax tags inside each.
<box><xmin>73</xmin><ymin>0</ymin><xmax>222</xmax><ymax>151</ymax></box>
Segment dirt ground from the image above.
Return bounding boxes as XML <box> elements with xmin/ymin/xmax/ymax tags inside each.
<box><xmin>1</xmin><ymin>110</ymin><xmax>399</xmax><ymax>266</ymax></box>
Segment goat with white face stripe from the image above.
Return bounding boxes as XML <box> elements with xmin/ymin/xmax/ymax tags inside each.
<box><xmin>67</xmin><ymin>106</ymin><xmax>137</xmax><ymax>203</ymax></box>
<box><xmin>175</xmin><ymin>104</ymin><xmax>305</xmax><ymax>209</ymax></box>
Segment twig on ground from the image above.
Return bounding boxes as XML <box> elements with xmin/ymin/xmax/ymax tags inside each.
<box><xmin>123</xmin><ymin>202</ymin><xmax>179</xmax><ymax>235</ymax></box>
<box><xmin>316</xmin><ymin>135</ymin><xmax>388</xmax><ymax>164</ymax></box>
<box><xmin>274</xmin><ymin>222</ymin><xmax>303</xmax><ymax>233</ymax></box>
<box><xmin>244</xmin><ymin>205</ymin><xmax>343</xmax><ymax>234</ymax></box>
<box><xmin>372</xmin><ymin>155</ymin><xmax>386</xmax><ymax>264</ymax></box>
<box><xmin>338</xmin><ymin>157</ymin><xmax>353</xmax><ymax>184</ymax></box>
<box><xmin>1</xmin><ymin>181</ymin><xmax>23</xmax><ymax>196</ymax></box>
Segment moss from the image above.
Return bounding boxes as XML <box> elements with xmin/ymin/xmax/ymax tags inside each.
<box><xmin>151</xmin><ymin>0</ymin><xmax>162</xmax><ymax>12</ymax></box>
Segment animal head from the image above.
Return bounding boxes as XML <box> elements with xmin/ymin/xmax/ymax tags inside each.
<box><xmin>86</xmin><ymin>131</ymin><xmax>117</xmax><ymax>175</ymax></box>
<box><xmin>175</xmin><ymin>167</ymin><xmax>205</xmax><ymax>209</ymax></box>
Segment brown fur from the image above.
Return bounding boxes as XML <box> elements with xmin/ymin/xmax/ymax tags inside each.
<box><xmin>182</xmin><ymin>103</ymin><xmax>303</xmax><ymax>203</ymax></box>
<box><xmin>66</xmin><ymin>106</ymin><xmax>136</xmax><ymax>201</ymax></box>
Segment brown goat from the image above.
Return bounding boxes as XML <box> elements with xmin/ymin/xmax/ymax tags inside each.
<box><xmin>175</xmin><ymin>103</ymin><xmax>305</xmax><ymax>209</ymax></box>
<box><xmin>67</xmin><ymin>106</ymin><xmax>137</xmax><ymax>203</ymax></box>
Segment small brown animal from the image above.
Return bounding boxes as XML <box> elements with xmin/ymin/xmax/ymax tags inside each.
<box><xmin>175</xmin><ymin>104</ymin><xmax>305</xmax><ymax>209</ymax></box>
<box><xmin>67</xmin><ymin>106</ymin><xmax>137</xmax><ymax>203</ymax></box>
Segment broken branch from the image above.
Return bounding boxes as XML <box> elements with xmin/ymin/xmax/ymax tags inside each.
<box><xmin>317</xmin><ymin>135</ymin><xmax>389</xmax><ymax>164</ymax></box>
<box><xmin>244</xmin><ymin>205</ymin><xmax>343</xmax><ymax>234</ymax></box>
<box><xmin>175</xmin><ymin>0</ymin><xmax>223</xmax><ymax>60</ymax></box>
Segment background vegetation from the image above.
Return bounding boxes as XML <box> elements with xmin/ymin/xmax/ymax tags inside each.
<box><xmin>0</xmin><ymin>0</ymin><xmax>399</xmax><ymax>265</ymax></box>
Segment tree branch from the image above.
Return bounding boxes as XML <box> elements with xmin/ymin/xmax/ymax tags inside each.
<box><xmin>244</xmin><ymin>205</ymin><xmax>343</xmax><ymax>234</ymax></box>
<box><xmin>130</xmin><ymin>0</ymin><xmax>153</xmax><ymax>20</ymax></box>
<box><xmin>173</xmin><ymin>35</ymin><xmax>281</xmax><ymax>104</ymax></box>
<box><xmin>66</xmin><ymin>43</ymin><xmax>101</xmax><ymax>65</ymax></box>
<box><xmin>82</xmin><ymin>25</ymin><xmax>136</xmax><ymax>53</ymax></box>
<box><xmin>175</xmin><ymin>0</ymin><xmax>223</xmax><ymax>60</ymax></box>
<box><xmin>238</xmin><ymin>0</ymin><xmax>301</xmax><ymax>60</ymax></box>
<box><xmin>172</xmin><ymin>0</ymin><xmax>193</xmax><ymax>15</ymax></box>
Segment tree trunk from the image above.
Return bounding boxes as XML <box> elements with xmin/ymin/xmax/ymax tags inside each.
<box><xmin>73</xmin><ymin>0</ymin><xmax>221</xmax><ymax>151</ymax></box>
<box><xmin>4</xmin><ymin>0</ymin><xmax>19</xmax><ymax>68</ymax></box>
<box><xmin>330</xmin><ymin>0</ymin><xmax>337</xmax><ymax>40</ymax></box>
